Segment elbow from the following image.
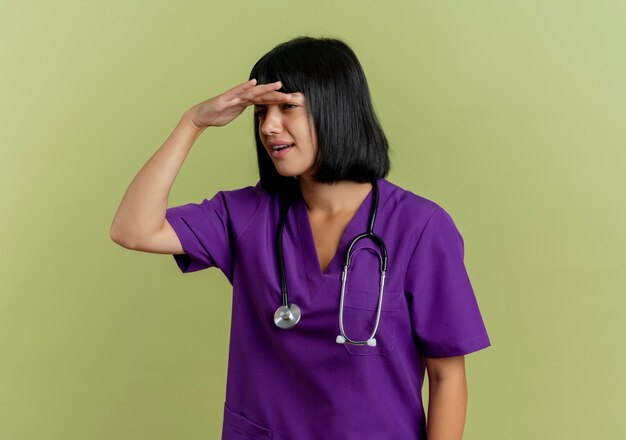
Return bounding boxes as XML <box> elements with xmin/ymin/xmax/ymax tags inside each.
<box><xmin>109</xmin><ymin>223</ymin><xmax>122</xmax><ymax>244</ymax></box>
<box><xmin>109</xmin><ymin>227</ymin><xmax>133</xmax><ymax>249</ymax></box>
<box><xmin>110</xmin><ymin>232</ymin><xmax>125</xmax><ymax>248</ymax></box>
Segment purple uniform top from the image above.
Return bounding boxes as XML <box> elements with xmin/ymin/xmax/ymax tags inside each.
<box><xmin>165</xmin><ymin>177</ymin><xmax>491</xmax><ymax>440</ymax></box>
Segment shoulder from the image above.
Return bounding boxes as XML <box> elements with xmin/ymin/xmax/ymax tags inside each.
<box><xmin>214</xmin><ymin>179</ymin><xmax>273</xmax><ymax>217</ymax></box>
<box><xmin>200</xmin><ymin>180</ymin><xmax>274</xmax><ymax>244</ymax></box>
<box><xmin>219</xmin><ymin>180</ymin><xmax>267</xmax><ymax>203</ymax></box>
<box><xmin>381</xmin><ymin>178</ymin><xmax>464</xmax><ymax>246</ymax></box>
<box><xmin>381</xmin><ymin>178</ymin><xmax>442</xmax><ymax>221</ymax></box>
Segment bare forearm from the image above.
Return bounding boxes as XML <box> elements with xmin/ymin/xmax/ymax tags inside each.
<box><xmin>109</xmin><ymin>79</ymin><xmax>291</xmax><ymax>247</ymax></box>
<box><xmin>426</xmin><ymin>376</ymin><xmax>468</xmax><ymax>440</ymax></box>
<box><xmin>110</xmin><ymin>111</ymin><xmax>206</xmax><ymax>246</ymax></box>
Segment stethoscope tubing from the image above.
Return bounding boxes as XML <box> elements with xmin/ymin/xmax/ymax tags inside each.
<box><xmin>276</xmin><ymin>191</ymin><xmax>292</xmax><ymax>310</ymax></box>
<box><xmin>274</xmin><ymin>180</ymin><xmax>388</xmax><ymax>347</ymax></box>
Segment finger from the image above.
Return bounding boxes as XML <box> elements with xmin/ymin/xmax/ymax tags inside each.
<box><xmin>247</xmin><ymin>90</ymin><xmax>293</xmax><ymax>105</ymax></box>
<box><xmin>239</xmin><ymin>81</ymin><xmax>285</xmax><ymax>100</ymax></box>
<box><xmin>222</xmin><ymin>79</ymin><xmax>258</xmax><ymax>100</ymax></box>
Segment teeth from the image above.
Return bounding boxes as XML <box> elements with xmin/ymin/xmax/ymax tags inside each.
<box><xmin>272</xmin><ymin>144</ymin><xmax>293</xmax><ymax>151</ymax></box>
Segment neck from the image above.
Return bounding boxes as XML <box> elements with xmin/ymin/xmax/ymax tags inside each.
<box><xmin>297</xmin><ymin>174</ymin><xmax>374</xmax><ymax>217</ymax></box>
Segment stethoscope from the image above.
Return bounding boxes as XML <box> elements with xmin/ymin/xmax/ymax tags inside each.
<box><xmin>273</xmin><ymin>180</ymin><xmax>388</xmax><ymax>347</ymax></box>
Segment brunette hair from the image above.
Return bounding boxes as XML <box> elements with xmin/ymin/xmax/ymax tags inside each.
<box><xmin>248</xmin><ymin>35</ymin><xmax>391</xmax><ymax>195</ymax></box>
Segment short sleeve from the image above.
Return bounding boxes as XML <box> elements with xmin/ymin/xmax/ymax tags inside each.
<box><xmin>405</xmin><ymin>206</ymin><xmax>491</xmax><ymax>358</ymax></box>
<box><xmin>165</xmin><ymin>191</ymin><xmax>234</xmax><ymax>281</ymax></box>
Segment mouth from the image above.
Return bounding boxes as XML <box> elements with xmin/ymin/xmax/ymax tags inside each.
<box><xmin>271</xmin><ymin>143</ymin><xmax>295</xmax><ymax>151</ymax></box>
<box><xmin>270</xmin><ymin>143</ymin><xmax>295</xmax><ymax>158</ymax></box>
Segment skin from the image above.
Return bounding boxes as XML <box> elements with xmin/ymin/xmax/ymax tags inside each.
<box><xmin>256</xmin><ymin>93</ymin><xmax>470</xmax><ymax>437</ymax></box>
<box><xmin>188</xmin><ymin>79</ymin><xmax>293</xmax><ymax>128</ymax></box>
<box><xmin>254</xmin><ymin>92</ymin><xmax>373</xmax><ymax>217</ymax></box>
<box><xmin>255</xmin><ymin>93</ymin><xmax>376</xmax><ymax>275</ymax></box>
<box><xmin>187</xmin><ymin>78</ymin><xmax>373</xmax><ymax>220</ymax></box>
<box><xmin>425</xmin><ymin>355</ymin><xmax>468</xmax><ymax>439</ymax></box>
<box><xmin>189</xmin><ymin>79</ymin><xmax>470</xmax><ymax>437</ymax></box>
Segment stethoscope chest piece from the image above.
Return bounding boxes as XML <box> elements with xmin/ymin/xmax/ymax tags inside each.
<box><xmin>274</xmin><ymin>303</ymin><xmax>301</xmax><ymax>329</ymax></box>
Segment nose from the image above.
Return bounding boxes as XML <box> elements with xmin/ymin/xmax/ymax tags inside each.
<box><xmin>260</xmin><ymin>106</ymin><xmax>283</xmax><ymax>136</ymax></box>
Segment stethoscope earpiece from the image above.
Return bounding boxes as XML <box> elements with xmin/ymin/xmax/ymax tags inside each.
<box><xmin>335</xmin><ymin>335</ymin><xmax>376</xmax><ymax>347</ymax></box>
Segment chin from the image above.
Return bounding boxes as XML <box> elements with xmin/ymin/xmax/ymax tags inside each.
<box><xmin>274</xmin><ymin>165</ymin><xmax>306</xmax><ymax>178</ymax></box>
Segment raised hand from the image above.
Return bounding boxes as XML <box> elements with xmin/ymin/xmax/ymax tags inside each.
<box><xmin>187</xmin><ymin>79</ymin><xmax>292</xmax><ymax>129</ymax></box>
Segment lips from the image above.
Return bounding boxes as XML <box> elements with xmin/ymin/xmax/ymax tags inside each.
<box><xmin>272</xmin><ymin>143</ymin><xmax>295</xmax><ymax>151</ymax></box>
<box><xmin>268</xmin><ymin>139</ymin><xmax>295</xmax><ymax>147</ymax></box>
<box><xmin>266</xmin><ymin>139</ymin><xmax>296</xmax><ymax>158</ymax></box>
<box><xmin>271</xmin><ymin>144</ymin><xmax>295</xmax><ymax>158</ymax></box>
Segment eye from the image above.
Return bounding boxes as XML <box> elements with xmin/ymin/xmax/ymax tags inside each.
<box><xmin>283</xmin><ymin>103</ymin><xmax>297</xmax><ymax>110</ymax></box>
<box><xmin>254</xmin><ymin>109</ymin><xmax>266</xmax><ymax>119</ymax></box>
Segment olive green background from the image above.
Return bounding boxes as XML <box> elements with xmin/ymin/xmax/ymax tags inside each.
<box><xmin>2</xmin><ymin>1</ymin><xmax>624</xmax><ymax>439</ymax></box>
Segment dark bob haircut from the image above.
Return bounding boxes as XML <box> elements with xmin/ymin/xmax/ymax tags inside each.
<box><xmin>248</xmin><ymin>36</ymin><xmax>391</xmax><ymax>195</ymax></box>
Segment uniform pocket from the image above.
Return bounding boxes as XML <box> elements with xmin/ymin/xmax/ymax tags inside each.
<box><xmin>340</xmin><ymin>288</ymin><xmax>401</xmax><ymax>356</ymax></box>
<box><xmin>222</xmin><ymin>402</ymin><xmax>273</xmax><ymax>440</ymax></box>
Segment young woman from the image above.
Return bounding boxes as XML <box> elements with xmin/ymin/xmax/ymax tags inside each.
<box><xmin>110</xmin><ymin>35</ymin><xmax>491</xmax><ymax>440</ymax></box>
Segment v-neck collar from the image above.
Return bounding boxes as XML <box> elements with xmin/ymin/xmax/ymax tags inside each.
<box><xmin>293</xmin><ymin>177</ymin><xmax>390</xmax><ymax>304</ymax></box>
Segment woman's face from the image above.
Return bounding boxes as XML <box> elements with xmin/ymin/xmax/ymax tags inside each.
<box><xmin>255</xmin><ymin>92</ymin><xmax>318</xmax><ymax>179</ymax></box>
